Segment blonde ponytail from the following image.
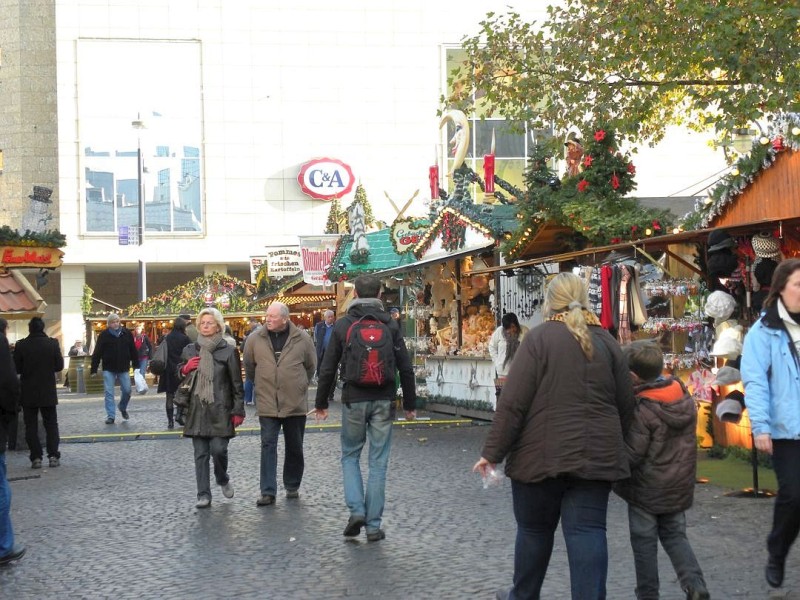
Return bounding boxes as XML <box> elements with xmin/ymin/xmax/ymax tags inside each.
<box><xmin>543</xmin><ymin>273</ymin><xmax>594</xmax><ymax>360</ymax></box>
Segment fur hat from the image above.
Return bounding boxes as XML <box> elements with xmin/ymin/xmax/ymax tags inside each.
<box><xmin>704</xmin><ymin>291</ymin><xmax>737</xmax><ymax>321</ymax></box>
<box><xmin>707</xmin><ymin>229</ymin><xmax>735</xmax><ymax>253</ymax></box>
<box><xmin>751</xmin><ymin>232</ymin><xmax>781</xmax><ymax>259</ymax></box>
<box><xmin>754</xmin><ymin>258</ymin><xmax>778</xmax><ymax>287</ymax></box>
<box><xmin>707</xmin><ymin>252</ymin><xmax>739</xmax><ymax>279</ymax></box>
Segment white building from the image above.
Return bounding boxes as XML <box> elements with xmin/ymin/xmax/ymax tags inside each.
<box><xmin>0</xmin><ymin>0</ymin><xmax>726</xmax><ymax>345</ymax></box>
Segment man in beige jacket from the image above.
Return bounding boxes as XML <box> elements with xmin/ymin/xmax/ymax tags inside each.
<box><xmin>243</xmin><ymin>302</ymin><xmax>316</xmax><ymax>506</ymax></box>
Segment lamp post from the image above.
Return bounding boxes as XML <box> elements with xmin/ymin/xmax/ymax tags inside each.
<box><xmin>132</xmin><ymin>115</ymin><xmax>147</xmax><ymax>301</ymax></box>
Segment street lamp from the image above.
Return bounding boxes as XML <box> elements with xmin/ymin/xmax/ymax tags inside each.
<box><xmin>132</xmin><ymin>115</ymin><xmax>147</xmax><ymax>301</ymax></box>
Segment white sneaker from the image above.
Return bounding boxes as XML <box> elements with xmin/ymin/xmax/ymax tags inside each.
<box><xmin>195</xmin><ymin>497</ymin><xmax>211</xmax><ymax>508</ymax></box>
<box><xmin>221</xmin><ymin>481</ymin><xmax>234</xmax><ymax>499</ymax></box>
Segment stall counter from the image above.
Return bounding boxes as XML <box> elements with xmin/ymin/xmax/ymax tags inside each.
<box><xmin>425</xmin><ymin>354</ymin><xmax>497</xmax><ymax>411</ymax></box>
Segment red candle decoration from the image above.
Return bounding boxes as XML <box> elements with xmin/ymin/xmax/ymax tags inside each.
<box><xmin>429</xmin><ymin>165</ymin><xmax>439</xmax><ymax>199</ymax></box>
<box><xmin>484</xmin><ymin>153</ymin><xmax>495</xmax><ymax>193</ymax></box>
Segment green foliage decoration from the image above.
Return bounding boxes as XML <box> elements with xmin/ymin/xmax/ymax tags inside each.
<box><xmin>0</xmin><ymin>226</ymin><xmax>66</xmax><ymax>248</ymax></box>
<box><xmin>125</xmin><ymin>273</ymin><xmax>259</xmax><ymax>317</ymax></box>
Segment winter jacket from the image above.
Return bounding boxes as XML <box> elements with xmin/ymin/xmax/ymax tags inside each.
<box><xmin>180</xmin><ymin>339</ymin><xmax>244</xmax><ymax>439</ymax></box>
<box><xmin>13</xmin><ymin>331</ymin><xmax>64</xmax><ymax>409</ymax></box>
<box><xmin>614</xmin><ymin>377</ymin><xmax>697</xmax><ymax>514</ymax></box>
<box><xmin>243</xmin><ymin>322</ymin><xmax>315</xmax><ymax>418</ymax></box>
<box><xmin>742</xmin><ymin>302</ymin><xmax>800</xmax><ymax>439</ymax></box>
<box><xmin>156</xmin><ymin>330</ymin><xmax>192</xmax><ymax>395</ymax></box>
<box><xmin>487</xmin><ymin>325</ymin><xmax>529</xmax><ymax>378</ymax></box>
<box><xmin>134</xmin><ymin>333</ymin><xmax>153</xmax><ymax>360</ymax></box>
<box><xmin>91</xmin><ymin>327</ymin><xmax>138</xmax><ymax>374</ymax></box>
<box><xmin>314</xmin><ymin>298</ymin><xmax>416</xmax><ymax>410</ymax></box>
<box><xmin>482</xmin><ymin>320</ymin><xmax>634</xmax><ymax>484</ymax></box>
<box><xmin>0</xmin><ymin>333</ymin><xmax>20</xmax><ymax>452</ymax></box>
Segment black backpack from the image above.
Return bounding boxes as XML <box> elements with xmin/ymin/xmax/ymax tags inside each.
<box><xmin>342</xmin><ymin>315</ymin><xmax>396</xmax><ymax>388</ymax></box>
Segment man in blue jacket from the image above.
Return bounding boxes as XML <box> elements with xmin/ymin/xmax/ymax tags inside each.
<box><xmin>91</xmin><ymin>313</ymin><xmax>138</xmax><ymax>424</ymax></box>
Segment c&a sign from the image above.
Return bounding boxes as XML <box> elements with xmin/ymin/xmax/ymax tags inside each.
<box><xmin>297</xmin><ymin>158</ymin><xmax>355</xmax><ymax>201</ymax></box>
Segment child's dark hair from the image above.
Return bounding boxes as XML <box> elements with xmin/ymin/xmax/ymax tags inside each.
<box><xmin>623</xmin><ymin>340</ymin><xmax>664</xmax><ymax>382</ymax></box>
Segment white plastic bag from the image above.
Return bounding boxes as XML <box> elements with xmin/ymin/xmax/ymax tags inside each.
<box><xmin>134</xmin><ymin>370</ymin><xmax>149</xmax><ymax>395</ymax></box>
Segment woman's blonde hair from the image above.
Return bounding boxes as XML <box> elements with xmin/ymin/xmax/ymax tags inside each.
<box><xmin>543</xmin><ymin>272</ymin><xmax>594</xmax><ymax>359</ymax></box>
<box><xmin>197</xmin><ymin>307</ymin><xmax>225</xmax><ymax>334</ymax></box>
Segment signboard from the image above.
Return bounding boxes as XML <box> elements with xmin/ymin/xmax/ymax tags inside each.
<box><xmin>118</xmin><ymin>225</ymin><xmax>139</xmax><ymax>246</ymax></box>
<box><xmin>0</xmin><ymin>246</ymin><xmax>64</xmax><ymax>269</ymax></box>
<box><xmin>249</xmin><ymin>247</ymin><xmax>302</xmax><ymax>283</ymax></box>
<box><xmin>298</xmin><ymin>235</ymin><xmax>340</xmax><ymax>286</ymax></box>
<box><xmin>297</xmin><ymin>158</ymin><xmax>355</xmax><ymax>201</ymax></box>
<box><xmin>390</xmin><ymin>218</ymin><xmax>429</xmax><ymax>254</ymax></box>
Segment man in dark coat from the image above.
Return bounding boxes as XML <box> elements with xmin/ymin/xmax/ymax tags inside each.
<box><xmin>13</xmin><ymin>317</ymin><xmax>64</xmax><ymax>469</ymax></box>
<box><xmin>90</xmin><ymin>313</ymin><xmax>138</xmax><ymax>424</ymax></box>
<box><xmin>0</xmin><ymin>318</ymin><xmax>24</xmax><ymax>564</ymax></box>
<box><xmin>156</xmin><ymin>317</ymin><xmax>192</xmax><ymax>429</ymax></box>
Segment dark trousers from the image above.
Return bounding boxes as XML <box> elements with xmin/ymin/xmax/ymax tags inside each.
<box><xmin>192</xmin><ymin>436</ymin><xmax>229</xmax><ymax>501</ymax></box>
<box><xmin>509</xmin><ymin>476</ymin><xmax>611</xmax><ymax>600</ymax></box>
<box><xmin>259</xmin><ymin>416</ymin><xmax>306</xmax><ymax>496</ymax></box>
<box><xmin>768</xmin><ymin>439</ymin><xmax>800</xmax><ymax>561</ymax></box>
<box><xmin>22</xmin><ymin>406</ymin><xmax>60</xmax><ymax>461</ymax></box>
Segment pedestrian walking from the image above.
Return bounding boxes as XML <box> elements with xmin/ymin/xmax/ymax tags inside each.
<box><xmin>133</xmin><ymin>324</ymin><xmax>153</xmax><ymax>379</ymax></box>
<box><xmin>179</xmin><ymin>307</ymin><xmax>244</xmax><ymax>508</ymax></box>
<box><xmin>742</xmin><ymin>257</ymin><xmax>800</xmax><ymax>588</ymax></box>
<box><xmin>313</xmin><ymin>274</ymin><xmax>416</xmax><ymax>542</ymax></box>
<box><xmin>0</xmin><ymin>317</ymin><xmax>24</xmax><ymax>565</ymax></box>
<box><xmin>156</xmin><ymin>317</ymin><xmax>192</xmax><ymax>429</ymax></box>
<box><xmin>244</xmin><ymin>302</ymin><xmax>316</xmax><ymax>506</ymax></box>
<box><xmin>616</xmin><ymin>340</ymin><xmax>709</xmax><ymax>600</ymax></box>
<box><xmin>13</xmin><ymin>317</ymin><xmax>64</xmax><ymax>469</ymax></box>
<box><xmin>473</xmin><ymin>272</ymin><xmax>634</xmax><ymax>600</ymax></box>
<box><xmin>313</xmin><ymin>309</ymin><xmax>336</xmax><ymax>401</ymax></box>
<box><xmin>90</xmin><ymin>313</ymin><xmax>138</xmax><ymax>424</ymax></box>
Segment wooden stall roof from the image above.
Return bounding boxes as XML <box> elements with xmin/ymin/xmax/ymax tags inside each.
<box><xmin>516</xmin><ymin>221</ymin><xmax>580</xmax><ymax>259</ymax></box>
<box><xmin>0</xmin><ymin>270</ymin><xmax>46</xmax><ymax>319</ymax></box>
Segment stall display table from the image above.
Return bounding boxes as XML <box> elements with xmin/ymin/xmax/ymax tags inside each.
<box><xmin>424</xmin><ymin>354</ymin><xmax>497</xmax><ymax>416</ymax></box>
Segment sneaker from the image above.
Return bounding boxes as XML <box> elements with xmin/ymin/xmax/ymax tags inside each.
<box><xmin>343</xmin><ymin>515</ymin><xmax>366</xmax><ymax>537</ymax></box>
<box><xmin>221</xmin><ymin>481</ymin><xmax>234</xmax><ymax>499</ymax></box>
<box><xmin>118</xmin><ymin>403</ymin><xmax>129</xmax><ymax>420</ymax></box>
<box><xmin>366</xmin><ymin>529</ymin><xmax>385</xmax><ymax>542</ymax></box>
<box><xmin>286</xmin><ymin>489</ymin><xmax>300</xmax><ymax>499</ymax></box>
<box><xmin>48</xmin><ymin>457</ymin><xmax>60</xmax><ymax>468</ymax></box>
<box><xmin>256</xmin><ymin>495</ymin><xmax>275</xmax><ymax>506</ymax></box>
<box><xmin>105</xmin><ymin>417</ymin><xmax>115</xmax><ymax>425</ymax></box>
<box><xmin>0</xmin><ymin>544</ymin><xmax>26</xmax><ymax>565</ymax></box>
<box><xmin>31</xmin><ymin>459</ymin><xmax>42</xmax><ymax>469</ymax></box>
<box><xmin>195</xmin><ymin>497</ymin><xmax>211</xmax><ymax>509</ymax></box>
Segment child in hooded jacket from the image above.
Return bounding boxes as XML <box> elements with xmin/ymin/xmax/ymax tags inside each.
<box><xmin>615</xmin><ymin>340</ymin><xmax>709</xmax><ymax>600</ymax></box>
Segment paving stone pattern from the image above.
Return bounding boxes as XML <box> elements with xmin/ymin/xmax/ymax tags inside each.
<box><xmin>0</xmin><ymin>388</ymin><xmax>797</xmax><ymax>598</ymax></box>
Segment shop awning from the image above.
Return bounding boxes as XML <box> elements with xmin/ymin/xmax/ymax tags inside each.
<box><xmin>375</xmin><ymin>242</ymin><xmax>496</xmax><ymax>278</ymax></box>
<box><xmin>0</xmin><ymin>270</ymin><xmax>47</xmax><ymax>319</ymax></box>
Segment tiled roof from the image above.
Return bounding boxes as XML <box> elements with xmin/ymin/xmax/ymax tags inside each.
<box><xmin>0</xmin><ymin>270</ymin><xmax>46</xmax><ymax>317</ymax></box>
<box><xmin>327</xmin><ymin>229</ymin><xmax>417</xmax><ymax>280</ymax></box>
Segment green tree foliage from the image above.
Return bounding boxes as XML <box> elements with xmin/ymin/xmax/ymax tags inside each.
<box><xmin>324</xmin><ymin>196</ymin><xmax>344</xmax><ymax>234</ymax></box>
<box><xmin>448</xmin><ymin>2</ymin><xmax>800</xmax><ymax>148</ymax></box>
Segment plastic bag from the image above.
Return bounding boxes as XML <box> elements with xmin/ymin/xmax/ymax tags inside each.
<box><xmin>133</xmin><ymin>370</ymin><xmax>149</xmax><ymax>395</ymax></box>
<box><xmin>482</xmin><ymin>467</ymin><xmax>505</xmax><ymax>489</ymax></box>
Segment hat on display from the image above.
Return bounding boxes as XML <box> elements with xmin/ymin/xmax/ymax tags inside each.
<box><xmin>754</xmin><ymin>258</ymin><xmax>778</xmax><ymax>287</ymax></box>
<box><xmin>717</xmin><ymin>325</ymin><xmax>744</xmax><ymax>344</ymax></box>
<box><xmin>751</xmin><ymin>232</ymin><xmax>781</xmax><ymax>259</ymax></box>
<box><xmin>709</xmin><ymin>335</ymin><xmax>743</xmax><ymax>359</ymax></box>
<box><xmin>716</xmin><ymin>390</ymin><xmax>745</xmax><ymax>423</ymax></box>
<box><xmin>704</xmin><ymin>291</ymin><xmax>737</xmax><ymax>321</ymax></box>
<box><xmin>711</xmin><ymin>366</ymin><xmax>742</xmax><ymax>386</ymax></box>
<box><xmin>707</xmin><ymin>252</ymin><xmax>739</xmax><ymax>279</ymax></box>
<box><xmin>707</xmin><ymin>229</ymin><xmax>736</xmax><ymax>253</ymax></box>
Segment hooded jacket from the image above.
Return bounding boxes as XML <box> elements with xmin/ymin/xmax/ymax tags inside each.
<box><xmin>243</xmin><ymin>321</ymin><xmax>316</xmax><ymax>418</ymax></box>
<box><xmin>314</xmin><ymin>298</ymin><xmax>416</xmax><ymax>410</ymax></box>
<box><xmin>614</xmin><ymin>377</ymin><xmax>697</xmax><ymax>514</ymax></box>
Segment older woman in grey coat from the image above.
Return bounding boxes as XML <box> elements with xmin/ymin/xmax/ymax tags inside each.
<box><xmin>179</xmin><ymin>307</ymin><xmax>245</xmax><ymax>508</ymax></box>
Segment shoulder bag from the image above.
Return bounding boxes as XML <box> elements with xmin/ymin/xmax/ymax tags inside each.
<box><xmin>174</xmin><ymin>370</ymin><xmax>197</xmax><ymax>408</ymax></box>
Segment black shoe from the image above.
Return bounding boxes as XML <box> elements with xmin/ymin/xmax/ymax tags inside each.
<box><xmin>685</xmin><ymin>587</ymin><xmax>710</xmax><ymax>600</ymax></box>
<box><xmin>0</xmin><ymin>544</ymin><xmax>26</xmax><ymax>565</ymax></box>
<box><xmin>105</xmin><ymin>417</ymin><xmax>114</xmax><ymax>425</ymax></box>
<box><xmin>766</xmin><ymin>555</ymin><xmax>785</xmax><ymax>588</ymax></box>
<box><xmin>366</xmin><ymin>529</ymin><xmax>385</xmax><ymax>542</ymax></box>
<box><xmin>167</xmin><ymin>420</ymin><xmax>174</xmax><ymax>430</ymax></box>
<box><xmin>118</xmin><ymin>403</ymin><xmax>129</xmax><ymax>420</ymax></box>
<box><xmin>343</xmin><ymin>515</ymin><xmax>366</xmax><ymax>537</ymax></box>
<box><xmin>256</xmin><ymin>495</ymin><xmax>275</xmax><ymax>506</ymax></box>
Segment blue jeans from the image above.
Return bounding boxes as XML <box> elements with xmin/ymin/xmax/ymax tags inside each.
<box><xmin>244</xmin><ymin>378</ymin><xmax>254</xmax><ymax>404</ymax></box>
<box><xmin>628</xmin><ymin>504</ymin><xmax>707</xmax><ymax>599</ymax></box>
<box><xmin>259</xmin><ymin>416</ymin><xmax>306</xmax><ymax>496</ymax></box>
<box><xmin>509</xmin><ymin>476</ymin><xmax>611</xmax><ymax>600</ymax></box>
<box><xmin>0</xmin><ymin>452</ymin><xmax>13</xmax><ymax>556</ymax></box>
<box><xmin>341</xmin><ymin>400</ymin><xmax>394</xmax><ymax>534</ymax></box>
<box><xmin>103</xmin><ymin>370</ymin><xmax>132</xmax><ymax>420</ymax></box>
<box><xmin>192</xmin><ymin>436</ymin><xmax>230</xmax><ymax>500</ymax></box>
<box><xmin>138</xmin><ymin>358</ymin><xmax>148</xmax><ymax>377</ymax></box>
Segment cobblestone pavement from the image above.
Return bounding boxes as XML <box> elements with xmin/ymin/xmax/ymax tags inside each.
<box><xmin>0</xmin><ymin>387</ymin><xmax>797</xmax><ymax>599</ymax></box>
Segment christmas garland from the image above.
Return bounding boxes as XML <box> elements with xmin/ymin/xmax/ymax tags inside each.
<box><xmin>125</xmin><ymin>273</ymin><xmax>258</xmax><ymax>317</ymax></box>
<box><xmin>0</xmin><ymin>225</ymin><xmax>66</xmax><ymax>248</ymax></box>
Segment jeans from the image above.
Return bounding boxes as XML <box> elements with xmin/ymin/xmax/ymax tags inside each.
<box><xmin>22</xmin><ymin>406</ymin><xmax>60</xmax><ymax>461</ymax></box>
<box><xmin>103</xmin><ymin>370</ymin><xmax>132</xmax><ymax>420</ymax></box>
<box><xmin>628</xmin><ymin>504</ymin><xmax>707</xmax><ymax>599</ymax></box>
<box><xmin>509</xmin><ymin>476</ymin><xmax>611</xmax><ymax>600</ymax></box>
<box><xmin>138</xmin><ymin>358</ymin><xmax>148</xmax><ymax>377</ymax></box>
<box><xmin>192</xmin><ymin>436</ymin><xmax>230</xmax><ymax>500</ymax></box>
<box><xmin>768</xmin><ymin>439</ymin><xmax>800</xmax><ymax>561</ymax></box>
<box><xmin>341</xmin><ymin>400</ymin><xmax>394</xmax><ymax>534</ymax></box>
<box><xmin>244</xmin><ymin>378</ymin><xmax>254</xmax><ymax>404</ymax></box>
<box><xmin>259</xmin><ymin>416</ymin><xmax>306</xmax><ymax>496</ymax></box>
<box><xmin>0</xmin><ymin>452</ymin><xmax>13</xmax><ymax>556</ymax></box>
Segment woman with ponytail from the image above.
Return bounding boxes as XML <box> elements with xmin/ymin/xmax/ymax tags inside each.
<box><xmin>474</xmin><ymin>272</ymin><xmax>634</xmax><ymax>600</ymax></box>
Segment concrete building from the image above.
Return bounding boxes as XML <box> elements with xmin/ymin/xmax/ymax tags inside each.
<box><xmin>0</xmin><ymin>0</ymin><xmax>727</xmax><ymax>346</ymax></box>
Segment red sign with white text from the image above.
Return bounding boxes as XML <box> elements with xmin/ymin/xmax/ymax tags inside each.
<box><xmin>297</xmin><ymin>158</ymin><xmax>355</xmax><ymax>201</ymax></box>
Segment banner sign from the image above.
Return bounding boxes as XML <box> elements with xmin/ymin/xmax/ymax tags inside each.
<box><xmin>390</xmin><ymin>218</ymin><xmax>429</xmax><ymax>254</ymax></box>
<box><xmin>249</xmin><ymin>247</ymin><xmax>302</xmax><ymax>283</ymax></box>
<box><xmin>298</xmin><ymin>235</ymin><xmax>340</xmax><ymax>286</ymax></box>
<box><xmin>297</xmin><ymin>158</ymin><xmax>355</xmax><ymax>201</ymax></box>
<box><xmin>0</xmin><ymin>246</ymin><xmax>64</xmax><ymax>268</ymax></box>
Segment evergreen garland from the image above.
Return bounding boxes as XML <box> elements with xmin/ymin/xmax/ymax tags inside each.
<box><xmin>324</xmin><ymin>196</ymin><xmax>345</xmax><ymax>234</ymax></box>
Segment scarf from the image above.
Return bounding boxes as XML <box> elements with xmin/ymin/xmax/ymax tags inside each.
<box><xmin>502</xmin><ymin>328</ymin><xmax>521</xmax><ymax>368</ymax></box>
<box><xmin>547</xmin><ymin>308</ymin><xmax>602</xmax><ymax>327</ymax></box>
<box><xmin>194</xmin><ymin>332</ymin><xmax>223</xmax><ymax>405</ymax></box>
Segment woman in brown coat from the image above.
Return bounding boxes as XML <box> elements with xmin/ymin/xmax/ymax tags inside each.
<box><xmin>474</xmin><ymin>273</ymin><xmax>634</xmax><ymax>600</ymax></box>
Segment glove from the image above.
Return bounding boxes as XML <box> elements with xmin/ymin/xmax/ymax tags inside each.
<box><xmin>181</xmin><ymin>356</ymin><xmax>200</xmax><ymax>376</ymax></box>
<box><xmin>231</xmin><ymin>414</ymin><xmax>245</xmax><ymax>428</ymax></box>
<box><xmin>90</xmin><ymin>372</ymin><xmax>97</xmax><ymax>379</ymax></box>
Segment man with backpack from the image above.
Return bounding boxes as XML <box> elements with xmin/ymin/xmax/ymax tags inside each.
<box><xmin>314</xmin><ymin>274</ymin><xmax>416</xmax><ymax>542</ymax></box>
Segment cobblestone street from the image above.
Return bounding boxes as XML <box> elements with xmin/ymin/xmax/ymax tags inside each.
<box><xmin>0</xmin><ymin>389</ymin><xmax>796</xmax><ymax>598</ymax></box>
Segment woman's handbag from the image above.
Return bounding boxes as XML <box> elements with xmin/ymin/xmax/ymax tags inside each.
<box><xmin>149</xmin><ymin>342</ymin><xmax>167</xmax><ymax>376</ymax></box>
<box><xmin>174</xmin><ymin>370</ymin><xmax>197</xmax><ymax>408</ymax></box>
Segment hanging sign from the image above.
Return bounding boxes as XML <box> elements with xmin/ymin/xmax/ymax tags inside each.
<box><xmin>0</xmin><ymin>246</ymin><xmax>63</xmax><ymax>268</ymax></box>
<box><xmin>390</xmin><ymin>218</ymin><xmax>430</xmax><ymax>254</ymax></box>
<box><xmin>297</xmin><ymin>158</ymin><xmax>355</xmax><ymax>201</ymax></box>
<box><xmin>298</xmin><ymin>235</ymin><xmax>340</xmax><ymax>286</ymax></box>
<box><xmin>249</xmin><ymin>247</ymin><xmax>302</xmax><ymax>283</ymax></box>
